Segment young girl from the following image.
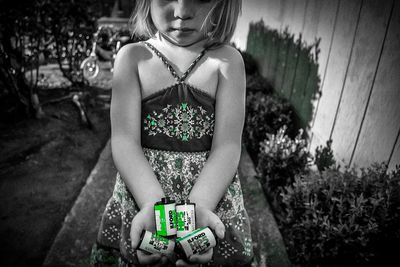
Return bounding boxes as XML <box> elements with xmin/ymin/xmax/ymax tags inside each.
<box><xmin>91</xmin><ymin>0</ymin><xmax>253</xmax><ymax>266</ymax></box>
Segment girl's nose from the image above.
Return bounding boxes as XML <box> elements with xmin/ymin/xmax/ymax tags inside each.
<box><xmin>174</xmin><ymin>0</ymin><xmax>194</xmax><ymax>20</ymax></box>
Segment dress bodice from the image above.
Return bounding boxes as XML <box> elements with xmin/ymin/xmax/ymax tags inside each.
<box><xmin>140</xmin><ymin>41</ymin><xmax>215</xmax><ymax>152</ymax></box>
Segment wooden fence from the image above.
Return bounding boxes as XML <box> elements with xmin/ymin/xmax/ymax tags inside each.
<box><xmin>246</xmin><ymin>22</ymin><xmax>320</xmax><ymax>131</ymax></box>
<box><xmin>237</xmin><ymin>0</ymin><xmax>399</xmax><ymax>170</ymax></box>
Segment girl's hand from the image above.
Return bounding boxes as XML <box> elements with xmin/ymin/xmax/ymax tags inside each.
<box><xmin>130</xmin><ymin>203</ymin><xmax>169</xmax><ymax>266</ymax></box>
<box><xmin>175</xmin><ymin>205</ymin><xmax>225</xmax><ymax>267</ymax></box>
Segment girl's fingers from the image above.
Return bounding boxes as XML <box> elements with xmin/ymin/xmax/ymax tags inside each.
<box><xmin>137</xmin><ymin>250</ymin><xmax>162</xmax><ymax>265</ymax></box>
<box><xmin>188</xmin><ymin>247</ymin><xmax>213</xmax><ymax>264</ymax></box>
<box><xmin>175</xmin><ymin>259</ymin><xmax>199</xmax><ymax>267</ymax></box>
<box><xmin>207</xmin><ymin>212</ymin><xmax>225</xmax><ymax>239</ymax></box>
<box><xmin>130</xmin><ymin>217</ymin><xmax>144</xmax><ymax>249</ymax></box>
<box><xmin>160</xmin><ymin>255</ymin><xmax>169</xmax><ymax>266</ymax></box>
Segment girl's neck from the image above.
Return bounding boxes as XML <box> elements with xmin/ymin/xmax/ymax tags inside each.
<box><xmin>155</xmin><ymin>32</ymin><xmax>209</xmax><ymax>54</ymax></box>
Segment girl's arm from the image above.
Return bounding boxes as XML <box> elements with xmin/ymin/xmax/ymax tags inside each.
<box><xmin>111</xmin><ymin>43</ymin><xmax>165</xmax><ymax>209</ymax></box>
<box><xmin>188</xmin><ymin>45</ymin><xmax>246</xmax><ymax>211</ymax></box>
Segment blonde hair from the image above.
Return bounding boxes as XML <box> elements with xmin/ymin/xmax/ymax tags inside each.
<box><xmin>129</xmin><ymin>0</ymin><xmax>242</xmax><ymax>47</ymax></box>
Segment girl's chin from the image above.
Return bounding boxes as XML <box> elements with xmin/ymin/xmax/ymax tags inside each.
<box><xmin>161</xmin><ymin>32</ymin><xmax>206</xmax><ymax>47</ymax></box>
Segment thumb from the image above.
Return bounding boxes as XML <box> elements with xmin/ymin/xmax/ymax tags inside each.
<box><xmin>207</xmin><ymin>212</ymin><xmax>225</xmax><ymax>239</ymax></box>
<box><xmin>130</xmin><ymin>216</ymin><xmax>145</xmax><ymax>249</ymax></box>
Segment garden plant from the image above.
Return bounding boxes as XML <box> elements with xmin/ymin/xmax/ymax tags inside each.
<box><xmin>242</xmin><ymin>51</ymin><xmax>400</xmax><ymax>266</ymax></box>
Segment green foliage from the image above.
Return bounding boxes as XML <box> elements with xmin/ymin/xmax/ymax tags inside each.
<box><xmin>315</xmin><ymin>139</ymin><xmax>336</xmax><ymax>172</ymax></box>
<box><xmin>256</xmin><ymin>126</ymin><xmax>311</xmax><ymax>213</ymax></box>
<box><xmin>279</xmin><ymin>164</ymin><xmax>400</xmax><ymax>266</ymax></box>
<box><xmin>243</xmin><ymin>89</ymin><xmax>295</xmax><ymax>164</ymax></box>
<box><xmin>240</xmin><ymin>50</ymin><xmax>260</xmax><ymax>76</ymax></box>
<box><xmin>246</xmin><ymin>73</ymin><xmax>274</xmax><ymax>94</ymax></box>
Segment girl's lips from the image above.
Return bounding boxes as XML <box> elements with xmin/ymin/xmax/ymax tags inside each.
<box><xmin>172</xmin><ymin>28</ymin><xmax>195</xmax><ymax>32</ymax></box>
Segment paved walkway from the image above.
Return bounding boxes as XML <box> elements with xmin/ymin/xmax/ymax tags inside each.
<box><xmin>42</xmin><ymin>140</ymin><xmax>291</xmax><ymax>267</ymax></box>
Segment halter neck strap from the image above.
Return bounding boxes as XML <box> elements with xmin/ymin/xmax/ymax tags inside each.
<box><xmin>143</xmin><ymin>41</ymin><xmax>208</xmax><ymax>83</ymax></box>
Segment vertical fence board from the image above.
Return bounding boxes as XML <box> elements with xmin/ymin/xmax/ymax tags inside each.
<box><xmin>277</xmin><ymin>0</ymin><xmax>299</xmax><ymax>97</ymax></box>
<box><xmin>309</xmin><ymin>0</ymin><xmax>362</xmax><ymax>154</ymax></box>
<box><xmin>309</xmin><ymin>0</ymin><xmax>339</xmax><ymax>139</ymax></box>
<box><xmin>246</xmin><ymin>25</ymin><xmax>256</xmax><ymax>57</ymax></box>
<box><xmin>302</xmin><ymin>61</ymin><xmax>319</xmax><ymax>130</ymax></box>
<box><xmin>280</xmin><ymin>40</ymin><xmax>299</xmax><ymax>99</ymax></box>
<box><xmin>291</xmin><ymin>46</ymin><xmax>311</xmax><ymax>128</ymax></box>
<box><xmin>267</xmin><ymin>31</ymin><xmax>282</xmax><ymax>86</ymax></box>
<box><xmin>352</xmin><ymin>1</ymin><xmax>399</xmax><ymax>169</ymax></box>
<box><xmin>331</xmin><ymin>0</ymin><xmax>393</xmax><ymax>165</ymax></box>
<box><xmin>389</xmin><ymin>137</ymin><xmax>400</xmax><ymax>171</ymax></box>
<box><xmin>281</xmin><ymin>0</ymin><xmax>307</xmax><ymax>39</ymax></box>
<box><xmin>313</xmin><ymin>0</ymin><xmax>339</xmax><ymax>87</ymax></box>
<box><xmin>263</xmin><ymin>28</ymin><xmax>275</xmax><ymax>82</ymax></box>
<box><xmin>274</xmin><ymin>32</ymin><xmax>291</xmax><ymax>94</ymax></box>
<box><xmin>280</xmin><ymin>0</ymin><xmax>295</xmax><ymax>31</ymax></box>
<box><xmin>260</xmin><ymin>28</ymin><xmax>273</xmax><ymax>80</ymax></box>
<box><xmin>233</xmin><ymin>0</ymin><xmax>270</xmax><ymax>49</ymax></box>
<box><xmin>290</xmin><ymin>0</ymin><xmax>323</xmax><ymax>129</ymax></box>
<box><xmin>248</xmin><ymin>24</ymin><xmax>265</xmax><ymax>75</ymax></box>
<box><xmin>302</xmin><ymin>0</ymin><xmax>323</xmax><ymax>44</ymax></box>
<box><xmin>303</xmin><ymin>0</ymin><xmax>334</xmax><ymax>134</ymax></box>
<box><xmin>267</xmin><ymin>0</ymin><xmax>285</xmax><ymax>30</ymax></box>
<box><xmin>278</xmin><ymin>0</ymin><xmax>307</xmax><ymax>98</ymax></box>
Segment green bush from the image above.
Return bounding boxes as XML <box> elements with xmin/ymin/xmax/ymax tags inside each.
<box><xmin>240</xmin><ymin>50</ymin><xmax>260</xmax><ymax>76</ymax></box>
<box><xmin>256</xmin><ymin>126</ymin><xmax>311</xmax><ymax>214</ymax></box>
<box><xmin>279</xmin><ymin>164</ymin><xmax>400</xmax><ymax>266</ymax></box>
<box><xmin>315</xmin><ymin>139</ymin><xmax>336</xmax><ymax>172</ymax></box>
<box><xmin>243</xmin><ymin>90</ymin><xmax>294</xmax><ymax>164</ymax></box>
<box><xmin>246</xmin><ymin>73</ymin><xmax>274</xmax><ymax>94</ymax></box>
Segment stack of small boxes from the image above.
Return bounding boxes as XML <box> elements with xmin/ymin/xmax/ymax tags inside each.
<box><xmin>137</xmin><ymin>197</ymin><xmax>217</xmax><ymax>260</ymax></box>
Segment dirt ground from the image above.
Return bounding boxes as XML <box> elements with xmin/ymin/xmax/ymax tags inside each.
<box><xmin>0</xmin><ymin>87</ymin><xmax>111</xmax><ymax>267</ymax></box>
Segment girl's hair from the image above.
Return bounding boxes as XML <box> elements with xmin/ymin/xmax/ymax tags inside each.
<box><xmin>129</xmin><ymin>0</ymin><xmax>242</xmax><ymax>47</ymax></box>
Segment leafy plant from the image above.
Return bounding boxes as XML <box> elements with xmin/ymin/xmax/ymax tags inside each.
<box><xmin>243</xmin><ymin>90</ymin><xmax>294</xmax><ymax>164</ymax></box>
<box><xmin>240</xmin><ymin>50</ymin><xmax>260</xmax><ymax>77</ymax></box>
<box><xmin>315</xmin><ymin>139</ymin><xmax>336</xmax><ymax>172</ymax></box>
<box><xmin>256</xmin><ymin>126</ymin><xmax>311</xmax><ymax>214</ymax></box>
<box><xmin>279</xmin><ymin>164</ymin><xmax>400</xmax><ymax>266</ymax></box>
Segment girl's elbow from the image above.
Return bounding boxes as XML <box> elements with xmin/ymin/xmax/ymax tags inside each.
<box><xmin>214</xmin><ymin>142</ymin><xmax>241</xmax><ymax>163</ymax></box>
<box><xmin>111</xmin><ymin>135</ymin><xmax>141</xmax><ymax>157</ymax></box>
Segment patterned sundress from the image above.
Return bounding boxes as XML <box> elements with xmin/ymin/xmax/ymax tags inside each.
<box><xmin>90</xmin><ymin>41</ymin><xmax>254</xmax><ymax>266</ymax></box>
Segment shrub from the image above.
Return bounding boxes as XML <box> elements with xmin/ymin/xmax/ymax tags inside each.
<box><xmin>246</xmin><ymin>73</ymin><xmax>274</xmax><ymax>95</ymax></box>
<box><xmin>315</xmin><ymin>139</ymin><xmax>336</xmax><ymax>172</ymax></box>
<box><xmin>279</xmin><ymin>164</ymin><xmax>400</xmax><ymax>266</ymax></box>
<box><xmin>243</xmin><ymin>91</ymin><xmax>294</xmax><ymax>164</ymax></box>
<box><xmin>240</xmin><ymin>50</ymin><xmax>260</xmax><ymax>76</ymax></box>
<box><xmin>255</xmin><ymin>126</ymin><xmax>311</xmax><ymax>213</ymax></box>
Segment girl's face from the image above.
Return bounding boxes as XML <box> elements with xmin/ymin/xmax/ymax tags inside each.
<box><xmin>150</xmin><ymin>0</ymin><xmax>217</xmax><ymax>47</ymax></box>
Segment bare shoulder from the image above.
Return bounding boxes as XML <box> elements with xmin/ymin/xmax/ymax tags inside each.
<box><xmin>114</xmin><ymin>42</ymin><xmax>149</xmax><ymax>68</ymax></box>
<box><xmin>207</xmin><ymin>44</ymin><xmax>244</xmax><ymax>69</ymax></box>
<box><xmin>112</xmin><ymin>42</ymin><xmax>150</xmax><ymax>95</ymax></box>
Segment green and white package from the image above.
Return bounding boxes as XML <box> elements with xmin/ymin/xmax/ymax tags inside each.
<box><xmin>154</xmin><ymin>197</ymin><xmax>177</xmax><ymax>236</ymax></box>
<box><xmin>138</xmin><ymin>230</ymin><xmax>175</xmax><ymax>255</ymax></box>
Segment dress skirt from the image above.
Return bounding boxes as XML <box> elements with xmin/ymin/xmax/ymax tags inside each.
<box><xmin>90</xmin><ymin>147</ymin><xmax>253</xmax><ymax>266</ymax></box>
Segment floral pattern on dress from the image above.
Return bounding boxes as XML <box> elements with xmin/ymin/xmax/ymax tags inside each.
<box><xmin>141</xmin><ymin>148</ymin><xmax>245</xmax><ymax>220</ymax></box>
<box><xmin>143</xmin><ymin>102</ymin><xmax>214</xmax><ymax>141</ymax></box>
